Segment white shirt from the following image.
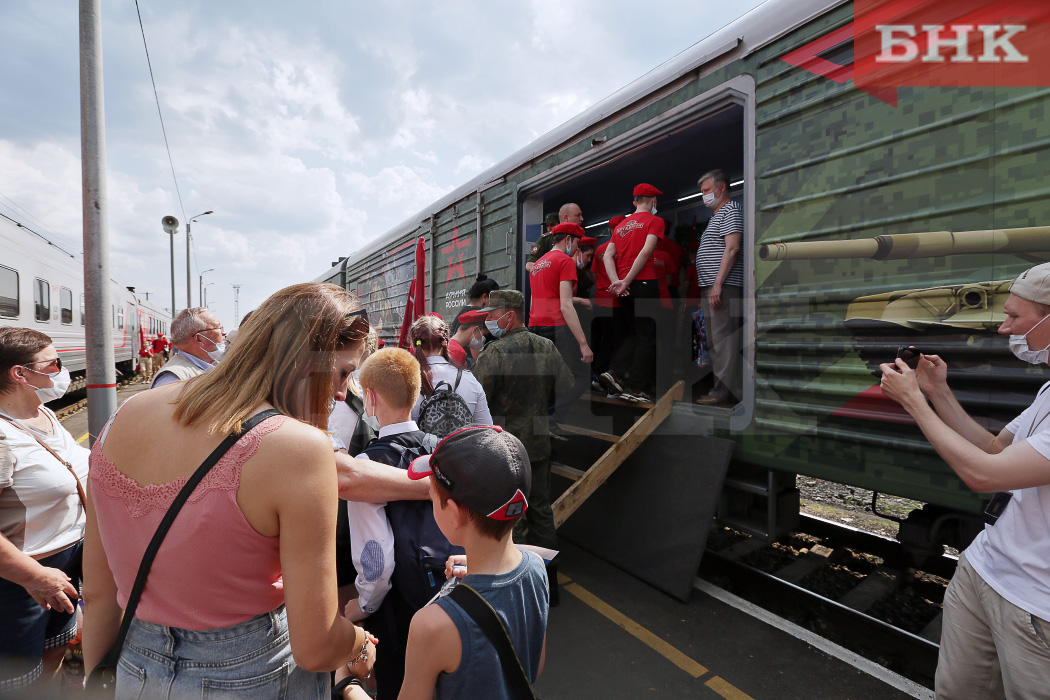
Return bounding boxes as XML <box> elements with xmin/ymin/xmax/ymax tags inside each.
<box><xmin>966</xmin><ymin>380</ymin><xmax>1050</xmax><ymax>620</ymax></box>
<box><xmin>327</xmin><ymin>401</ymin><xmax>361</xmax><ymax>453</ymax></box>
<box><xmin>0</xmin><ymin>408</ymin><xmax>90</xmax><ymax>556</ymax></box>
<box><xmin>152</xmin><ymin>349</ymin><xmax>214</xmax><ymax>388</ymax></box>
<box><xmin>346</xmin><ymin>420</ymin><xmax>418</xmax><ymax>614</ymax></box>
<box><xmin>411</xmin><ymin>356</ymin><xmax>493</xmax><ymax>426</ymax></box>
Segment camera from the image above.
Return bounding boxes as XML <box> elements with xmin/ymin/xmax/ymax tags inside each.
<box><xmin>896</xmin><ymin>346</ymin><xmax>921</xmax><ymax>370</ymax></box>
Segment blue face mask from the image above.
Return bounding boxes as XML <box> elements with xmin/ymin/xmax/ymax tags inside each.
<box><xmin>485</xmin><ymin>312</ymin><xmax>510</xmax><ymax>339</ymax></box>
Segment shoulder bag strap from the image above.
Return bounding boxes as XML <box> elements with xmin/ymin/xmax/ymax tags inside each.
<box><xmin>98</xmin><ymin>408</ymin><xmax>282</xmax><ymax>669</ymax></box>
<box><xmin>0</xmin><ymin>414</ymin><xmax>87</xmax><ymax>508</ymax></box>
<box><xmin>448</xmin><ymin>584</ymin><xmax>536</xmax><ymax>700</ymax></box>
<box><xmin>453</xmin><ymin>368</ymin><xmax>463</xmax><ymax>391</ymax></box>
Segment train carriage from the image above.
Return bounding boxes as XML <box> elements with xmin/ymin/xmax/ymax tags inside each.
<box><xmin>316</xmin><ymin>0</ymin><xmax>1050</xmax><ymax>551</ymax></box>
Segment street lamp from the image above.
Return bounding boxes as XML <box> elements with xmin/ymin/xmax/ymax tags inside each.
<box><xmin>203</xmin><ymin>282</ymin><xmax>215</xmax><ymax>308</ymax></box>
<box><xmin>199</xmin><ymin>268</ymin><xmax>215</xmax><ymax>307</ymax></box>
<box><xmin>187</xmin><ymin>210</ymin><xmax>213</xmax><ymax>308</ymax></box>
<box><xmin>161</xmin><ymin>216</ymin><xmax>180</xmax><ymax>315</ymax></box>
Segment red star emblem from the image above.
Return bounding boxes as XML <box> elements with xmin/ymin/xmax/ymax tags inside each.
<box><xmin>442</xmin><ymin>226</ymin><xmax>472</xmax><ymax>282</ymax></box>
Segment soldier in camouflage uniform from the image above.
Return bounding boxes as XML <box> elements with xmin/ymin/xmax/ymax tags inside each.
<box><xmin>526</xmin><ymin>205</ymin><xmax>584</xmax><ymax>272</ymax></box>
<box><xmin>472</xmin><ymin>289</ymin><xmax>573</xmax><ymax>600</ymax></box>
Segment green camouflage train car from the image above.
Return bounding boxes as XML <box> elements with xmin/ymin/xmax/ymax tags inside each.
<box><xmin>316</xmin><ymin>0</ymin><xmax>1050</xmax><ymax>554</ymax></box>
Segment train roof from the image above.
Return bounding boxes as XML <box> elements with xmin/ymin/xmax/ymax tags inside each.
<box><xmin>315</xmin><ymin>0</ymin><xmax>845</xmax><ymax>282</ymax></box>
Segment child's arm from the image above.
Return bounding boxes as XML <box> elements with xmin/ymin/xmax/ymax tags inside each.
<box><xmin>398</xmin><ymin>605</ymin><xmax>461</xmax><ymax>700</ymax></box>
<box><xmin>346</xmin><ymin>499</ymin><xmax>395</xmax><ymax>620</ymax></box>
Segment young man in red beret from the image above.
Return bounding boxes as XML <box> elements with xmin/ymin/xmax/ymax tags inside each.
<box><xmin>528</xmin><ymin>222</ymin><xmax>593</xmax><ymax>427</ymax></box>
<box><xmin>600</xmin><ymin>184</ymin><xmax>666</xmax><ymax>403</ymax></box>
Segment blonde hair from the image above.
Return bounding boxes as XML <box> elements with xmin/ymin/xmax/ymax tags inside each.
<box><xmin>358</xmin><ymin>348</ymin><xmax>421</xmax><ymax>411</ymax></box>
<box><xmin>409</xmin><ymin>315</ymin><xmax>451</xmax><ymax>394</ymax></box>
<box><xmin>173</xmin><ymin>283</ymin><xmax>368</xmax><ymax>434</ymax></box>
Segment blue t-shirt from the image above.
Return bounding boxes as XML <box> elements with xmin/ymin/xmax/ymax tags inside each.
<box><xmin>433</xmin><ymin>550</ymin><xmax>548</xmax><ymax>699</ymax></box>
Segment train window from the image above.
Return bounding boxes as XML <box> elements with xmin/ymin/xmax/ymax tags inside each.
<box><xmin>80</xmin><ymin>294</ymin><xmax>85</xmax><ymax>326</ymax></box>
<box><xmin>34</xmin><ymin>279</ymin><xmax>50</xmax><ymax>322</ymax></box>
<box><xmin>0</xmin><ymin>266</ymin><xmax>17</xmax><ymax>318</ymax></box>
<box><xmin>60</xmin><ymin>288</ymin><xmax>73</xmax><ymax>325</ymax></box>
<box><xmin>117</xmin><ymin>306</ymin><xmax>124</xmax><ymax>330</ymax></box>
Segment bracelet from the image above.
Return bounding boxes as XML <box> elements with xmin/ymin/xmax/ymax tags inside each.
<box><xmin>348</xmin><ymin>636</ymin><xmax>370</xmax><ymax>667</ymax></box>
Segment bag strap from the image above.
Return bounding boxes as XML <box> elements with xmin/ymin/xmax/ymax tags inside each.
<box><xmin>0</xmin><ymin>414</ymin><xmax>87</xmax><ymax>508</ymax></box>
<box><xmin>453</xmin><ymin>368</ymin><xmax>463</xmax><ymax>391</ymax></box>
<box><xmin>448</xmin><ymin>584</ymin><xmax>536</xmax><ymax>700</ymax></box>
<box><xmin>97</xmin><ymin>408</ymin><xmax>282</xmax><ymax>669</ymax></box>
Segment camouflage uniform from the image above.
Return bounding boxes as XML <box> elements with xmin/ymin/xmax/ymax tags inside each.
<box><xmin>527</xmin><ymin>233</ymin><xmax>555</xmax><ymax>265</ymax></box>
<box><xmin>473</xmin><ymin>303</ymin><xmax>573</xmax><ymax>551</ymax></box>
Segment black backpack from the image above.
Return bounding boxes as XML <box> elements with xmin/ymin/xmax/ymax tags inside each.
<box><xmin>417</xmin><ymin>369</ymin><xmax>474</xmax><ymax>438</ymax></box>
<box><xmin>361</xmin><ymin>433</ymin><xmax>465</xmax><ymax>610</ymax></box>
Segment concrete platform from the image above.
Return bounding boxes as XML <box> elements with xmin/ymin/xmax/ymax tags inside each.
<box><xmin>536</xmin><ymin>541</ymin><xmax>929</xmax><ymax>700</ymax></box>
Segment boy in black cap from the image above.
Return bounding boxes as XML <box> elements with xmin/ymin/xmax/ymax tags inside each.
<box><xmin>399</xmin><ymin>426</ymin><xmax>549</xmax><ymax>700</ymax></box>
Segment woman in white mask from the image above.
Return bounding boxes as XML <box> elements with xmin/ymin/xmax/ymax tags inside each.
<box><xmin>0</xmin><ymin>327</ymin><xmax>88</xmax><ymax>693</ymax></box>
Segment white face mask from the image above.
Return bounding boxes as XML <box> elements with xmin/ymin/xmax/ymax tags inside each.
<box><xmin>361</xmin><ymin>391</ymin><xmax>381</xmax><ymax>432</ymax></box>
<box><xmin>702</xmin><ymin>191</ymin><xmax>719</xmax><ymax>208</ymax></box>
<box><xmin>650</xmin><ymin>206</ymin><xmax>658</xmax><ymax>215</ymax></box>
<box><xmin>24</xmin><ymin>366</ymin><xmax>71</xmax><ymax>403</ymax></box>
<box><xmin>1009</xmin><ymin>313</ymin><xmax>1050</xmax><ymax>364</ymax></box>
<box><xmin>197</xmin><ymin>333</ymin><xmax>227</xmax><ymax>363</ymax></box>
<box><xmin>469</xmin><ymin>330</ymin><xmax>485</xmax><ymax>350</ymax></box>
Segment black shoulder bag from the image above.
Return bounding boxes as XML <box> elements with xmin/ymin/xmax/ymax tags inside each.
<box><xmin>448</xmin><ymin>584</ymin><xmax>537</xmax><ymax>700</ymax></box>
<box><xmin>86</xmin><ymin>409</ymin><xmax>282</xmax><ymax>697</ymax></box>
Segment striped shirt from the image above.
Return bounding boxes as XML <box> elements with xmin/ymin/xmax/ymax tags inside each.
<box><xmin>695</xmin><ymin>199</ymin><xmax>744</xmax><ymax>288</ymax></box>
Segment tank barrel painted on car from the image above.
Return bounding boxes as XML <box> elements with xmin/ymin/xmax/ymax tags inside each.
<box><xmin>759</xmin><ymin>226</ymin><xmax>1050</xmax><ymax>262</ymax></box>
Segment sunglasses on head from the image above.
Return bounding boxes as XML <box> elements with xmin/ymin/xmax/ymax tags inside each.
<box><xmin>22</xmin><ymin>357</ymin><xmax>62</xmax><ymax>373</ymax></box>
<box><xmin>344</xmin><ymin>308</ymin><xmax>371</xmax><ymax>338</ymax></box>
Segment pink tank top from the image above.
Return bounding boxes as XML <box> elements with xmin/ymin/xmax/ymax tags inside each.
<box><xmin>89</xmin><ymin>414</ymin><xmax>287</xmax><ymax>630</ymax></box>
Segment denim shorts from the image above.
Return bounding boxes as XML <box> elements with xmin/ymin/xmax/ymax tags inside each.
<box><xmin>117</xmin><ymin>605</ymin><xmax>329</xmax><ymax>700</ymax></box>
<box><xmin>0</xmin><ymin>541</ymin><xmax>81</xmax><ymax>693</ymax></box>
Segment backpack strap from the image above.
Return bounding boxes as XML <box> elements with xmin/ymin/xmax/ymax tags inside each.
<box><xmin>453</xmin><ymin>368</ymin><xmax>463</xmax><ymax>390</ymax></box>
<box><xmin>448</xmin><ymin>584</ymin><xmax>536</xmax><ymax>700</ymax></box>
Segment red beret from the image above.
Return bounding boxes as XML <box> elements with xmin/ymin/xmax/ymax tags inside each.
<box><xmin>427</xmin><ymin>311</ymin><xmax>444</xmax><ymax>320</ymax></box>
<box><xmin>608</xmin><ymin>215</ymin><xmax>626</xmax><ymax>229</ymax></box>
<box><xmin>457</xmin><ymin>309</ymin><xmax>488</xmax><ymax>326</ymax></box>
<box><xmin>552</xmin><ymin>222</ymin><xmax>584</xmax><ymax>238</ymax></box>
<box><xmin>377</xmin><ymin>339</ymin><xmax>386</xmax><ymax>348</ymax></box>
<box><xmin>579</xmin><ymin>237</ymin><xmax>597</xmax><ymax>248</ymax></box>
<box><xmin>633</xmin><ymin>183</ymin><xmax>662</xmax><ymax>197</ymax></box>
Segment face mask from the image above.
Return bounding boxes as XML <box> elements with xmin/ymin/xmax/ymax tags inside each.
<box><xmin>362</xmin><ymin>392</ymin><xmax>381</xmax><ymax>432</ymax></box>
<box><xmin>1009</xmin><ymin>313</ymin><xmax>1050</xmax><ymax>364</ymax></box>
<box><xmin>650</xmin><ymin>206</ymin><xmax>658</xmax><ymax>215</ymax></box>
<box><xmin>576</xmin><ymin>257</ymin><xmax>586</xmax><ymax>270</ymax></box>
<box><xmin>25</xmin><ymin>366</ymin><xmax>71</xmax><ymax>403</ymax></box>
<box><xmin>702</xmin><ymin>192</ymin><xmax>718</xmax><ymax>208</ymax></box>
<box><xmin>485</xmin><ymin>312</ymin><xmax>510</xmax><ymax>339</ymax></box>
<box><xmin>197</xmin><ymin>333</ymin><xmax>227</xmax><ymax>363</ymax></box>
<box><xmin>469</xmin><ymin>331</ymin><xmax>485</xmax><ymax>350</ymax></box>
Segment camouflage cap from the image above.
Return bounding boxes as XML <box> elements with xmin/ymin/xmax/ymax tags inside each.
<box><xmin>481</xmin><ymin>289</ymin><xmax>524</xmax><ymax>312</ymax></box>
<box><xmin>544</xmin><ymin>212</ymin><xmax>560</xmax><ymax>226</ymax></box>
<box><xmin>1011</xmin><ymin>262</ymin><xmax>1050</xmax><ymax>305</ymax></box>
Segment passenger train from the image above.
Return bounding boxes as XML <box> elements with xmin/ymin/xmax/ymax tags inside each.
<box><xmin>315</xmin><ymin>0</ymin><xmax>1050</xmax><ymax>555</ymax></box>
<box><xmin>0</xmin><ymin>214</ymin><xmax>171</xmax><ymax>391</ymax></box>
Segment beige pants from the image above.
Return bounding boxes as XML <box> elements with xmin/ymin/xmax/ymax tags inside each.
<box><xmin>700</xmin><ymin>284</ymin><xmax>743</xmax><ymax>402</ymax></box>
<box><xmin>936</xmin><ymin>551</ymin><xmax>1050</xmax><ymax>700</ymax></box>
<box><xmin>140</xmin><ymin>356</ymin><xmax>152</xmax><ymax>377</ymax></box>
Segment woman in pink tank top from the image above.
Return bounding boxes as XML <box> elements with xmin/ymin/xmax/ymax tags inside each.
<box><xmin>82</xmin><ymin>283</ymin><xmax>376</xmax><ymax>699</ymax></box>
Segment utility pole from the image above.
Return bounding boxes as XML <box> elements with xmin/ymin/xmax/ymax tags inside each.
<box><xmin>232</xmin><ymin>283</ymin><xmax>242</xmax><ymax>326</ymax></box>
<box><xmin>80</xmin><ymin>0</ymin><xmax>116</xmax><ymax>446</ymax></box>
<box><xmin>187</xmin><ymin>211</ymin><xmax>212</xmax><ymax>308</ymax></box>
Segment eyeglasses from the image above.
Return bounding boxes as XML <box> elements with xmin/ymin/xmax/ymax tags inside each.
<box><xmin>197</xmin><ymin>326</ymin><xmax>226</xmax><ymax>337</ymax></box>
<box><xmin>22</xmin><ymin>357</ymin><xmax>62</xmax><ymax>373</ymax></box>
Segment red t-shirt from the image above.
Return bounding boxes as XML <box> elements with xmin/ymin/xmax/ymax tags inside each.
<box><xmin>592</xmin><ymin>242</ymin><xmax>619</xmax><ymax>308</ymax></box>
<box><xmin>650</xmin><ymin>250</ymin><xmax>673</xmax><ymax>309</ymax></box>
<box><xmin>447</xmin><ymin>339</ymin><xmax>467</xmax><ymax>367</ymax></box>
<box><xmin>152</xmin><ymin>337</ymin><xmax>168</xmax><ymax>353</ymax></box>
<box><xmin>612</xmin><ymin>212</ymin><xmax>665</xmax><ymax>281</ymax></box>
<box><xmin>528</xmin><ymin>250</ymin><xmax>577</xmax><ymax>326</ymax></box>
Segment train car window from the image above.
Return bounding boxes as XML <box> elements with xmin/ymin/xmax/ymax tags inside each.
<box><xmin>0</xmin><ymin>266</ymin><xmax>17</xmax><ymax>318</ymax></box>
<box><xmin>34</xmin><ymin>279</ymin><xmax>50</xmax><ymax>322</ymax></box>
<box><xmin>60</xmin><ymin>288</ymin><xmax>73</xmax><ymax>325</ymax></box>
<box><xmin>80</xmin><ymin>294</ymin><xmax>85</xmax><ymax>326</ymax></box>
<box><xmin>117</xmin><ymin>306</ymin><xmax>124</xmax><ymax>330</ymax></box>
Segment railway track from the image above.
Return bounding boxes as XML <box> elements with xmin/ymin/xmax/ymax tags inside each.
<box><xmin>699</xmin><ymin>514</ymin><xmax>951</xmax><ymax>689</ymax></box>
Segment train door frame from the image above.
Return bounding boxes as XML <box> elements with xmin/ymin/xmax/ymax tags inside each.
<box><xmin>515</xmin><ymin>74</ymin><xmax>757</xmax><ymax>430</ymax></box>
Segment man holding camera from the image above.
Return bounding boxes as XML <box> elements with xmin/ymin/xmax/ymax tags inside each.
<box><xmin>880</xmin><ymin>262</ymin><xmax>1050</xmax><ymax>700</ymax></box>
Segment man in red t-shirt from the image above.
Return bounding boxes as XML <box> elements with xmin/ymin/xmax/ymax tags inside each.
<box><xmin>599</xmin><ymin>184</ymin><xmax>665</xmax><ymax>403</ymax></box>
<box><xmin>528</xmin><ymin>222</ymin><xmax>593</xmax><ymax>427</ymax></box>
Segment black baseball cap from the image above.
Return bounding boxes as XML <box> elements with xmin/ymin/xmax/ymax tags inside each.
<box><xmin>408</xmin><ymin>425</ymin><xmax>530</xmax><ymax>521</ymax></box>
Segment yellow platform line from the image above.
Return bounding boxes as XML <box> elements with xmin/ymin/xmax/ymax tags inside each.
<box><xmin>562</xmin><ymin>581</ymin><xmax>709</xmax><ymax>678</ymax></box>
<box><xmin>77</xmin><ymin>432</ymin><xmax>89</xmax><ymax>444</ymax></box>
<box><xmin>706</xmin><ymin>675</ymin><xmax>756</xmax><ymax>700</ymax></box>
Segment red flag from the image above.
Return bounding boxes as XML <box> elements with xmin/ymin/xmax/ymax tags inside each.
<box><xmin>398</xmin><ymin>236</ymin><xmax>427</xmax><ymax>349</ymax></box>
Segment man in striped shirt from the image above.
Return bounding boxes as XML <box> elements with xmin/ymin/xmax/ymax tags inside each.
<box><xmin>695</xmin><ymin>169</ymin><xmax>743</xmax><ymax>406</ymax></box>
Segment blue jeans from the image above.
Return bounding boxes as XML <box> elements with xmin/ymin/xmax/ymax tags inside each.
<box><xmin>117</xmin><ymin>605</ymin><xmax>328</xmax><ymax>700</ymax></box>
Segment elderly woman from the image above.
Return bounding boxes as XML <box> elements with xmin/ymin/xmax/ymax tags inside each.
<box><xmin>0</xmin><ymin>327</ymin><xmax>87</xmax><ymax>693</ymax></box>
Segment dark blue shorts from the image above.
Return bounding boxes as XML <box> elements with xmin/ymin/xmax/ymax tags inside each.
<box><xmin>0</xmin><ymin>541</ymin><xmax>81</xmax><ymax>692</ymax></box>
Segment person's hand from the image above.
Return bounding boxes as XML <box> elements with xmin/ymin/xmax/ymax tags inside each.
<box><xmin>580</xmin><ymin>343</ymin><xmax>594</xmax><ymax>364</ymax></box>
<box><xmin>348</xmin><ymin>629</ymin><xmax>378</xmax><ymax>679</ymax></box>
<box><xmin>445</xmin><ymin>554</ymin><xmax>468</xmax><ymax>579</ymax></box>
<box><xmin>708</xmin><ymin>283</ymin><xmax>723</xmax><ymax>310</ymax></box>
<box><xmin>25</xmin><ymin>565</ymin><xmax>77</xmax><ymax>613</ymax></box>
<box><xmin>913</xmin><ymin>353</ymin><xmax>948</xmax><ymax>395</ymax></box>
<box><xmin>343</xmin><ymin>598</ymin><xmax>369</xmax><ymax>622</ymax></box>
<box><xmin>609</xmin><ymin>280</ymin><xmax>629</xmax><ymax>297</ymax></box>
<box><xmin>575</xmin><ymin>298</ymin><xmax>592</xmax><ymax>311</ymax></box>
<box><xmin>879</xmin><ymin>359</ymin><xmax>924</xmax><ymax>411</ymax></box>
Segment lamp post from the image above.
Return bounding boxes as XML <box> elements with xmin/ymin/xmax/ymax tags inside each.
<box><xmin>187</xmin><ymin>210</ymin><xmax>213</xmax><ymax>308</ymax></box>
<box><xmin>199</xmin><ymin>268</ymin><xmax>214</xmax><ymax>307</ymax></box>
<box><xmin>161</xmin><ymin>216</ymin><xmax>179</xmax><ymax>316</ymax></box>
<box><xmin>203</xmin><ymin>282</ymin><xmax>215</xmax><ymax>308</ymax></box>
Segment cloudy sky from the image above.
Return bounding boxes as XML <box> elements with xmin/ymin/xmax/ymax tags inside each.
<box><xmin>0</xmin><ymin>0</ymin><xmax>766</xmax><ymax>323</ymax></box>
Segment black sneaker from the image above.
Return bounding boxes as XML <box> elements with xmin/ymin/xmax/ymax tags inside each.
<box><xmin>599</xmin><ymin>371</ymin><xmax>624</xmax><ymax>395</ymax></box>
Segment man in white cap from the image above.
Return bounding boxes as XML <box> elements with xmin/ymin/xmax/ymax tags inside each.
<box><xmin>880</xmin><ymin>262</ymin><xmax>1050</xmax><ymax>700</ymax></box>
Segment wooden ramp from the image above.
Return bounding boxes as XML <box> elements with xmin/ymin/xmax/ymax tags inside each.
<box><xmin>551</xmin><ymin>380</ymin><xmax>684</xmax><ymax>528</ymax></box>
